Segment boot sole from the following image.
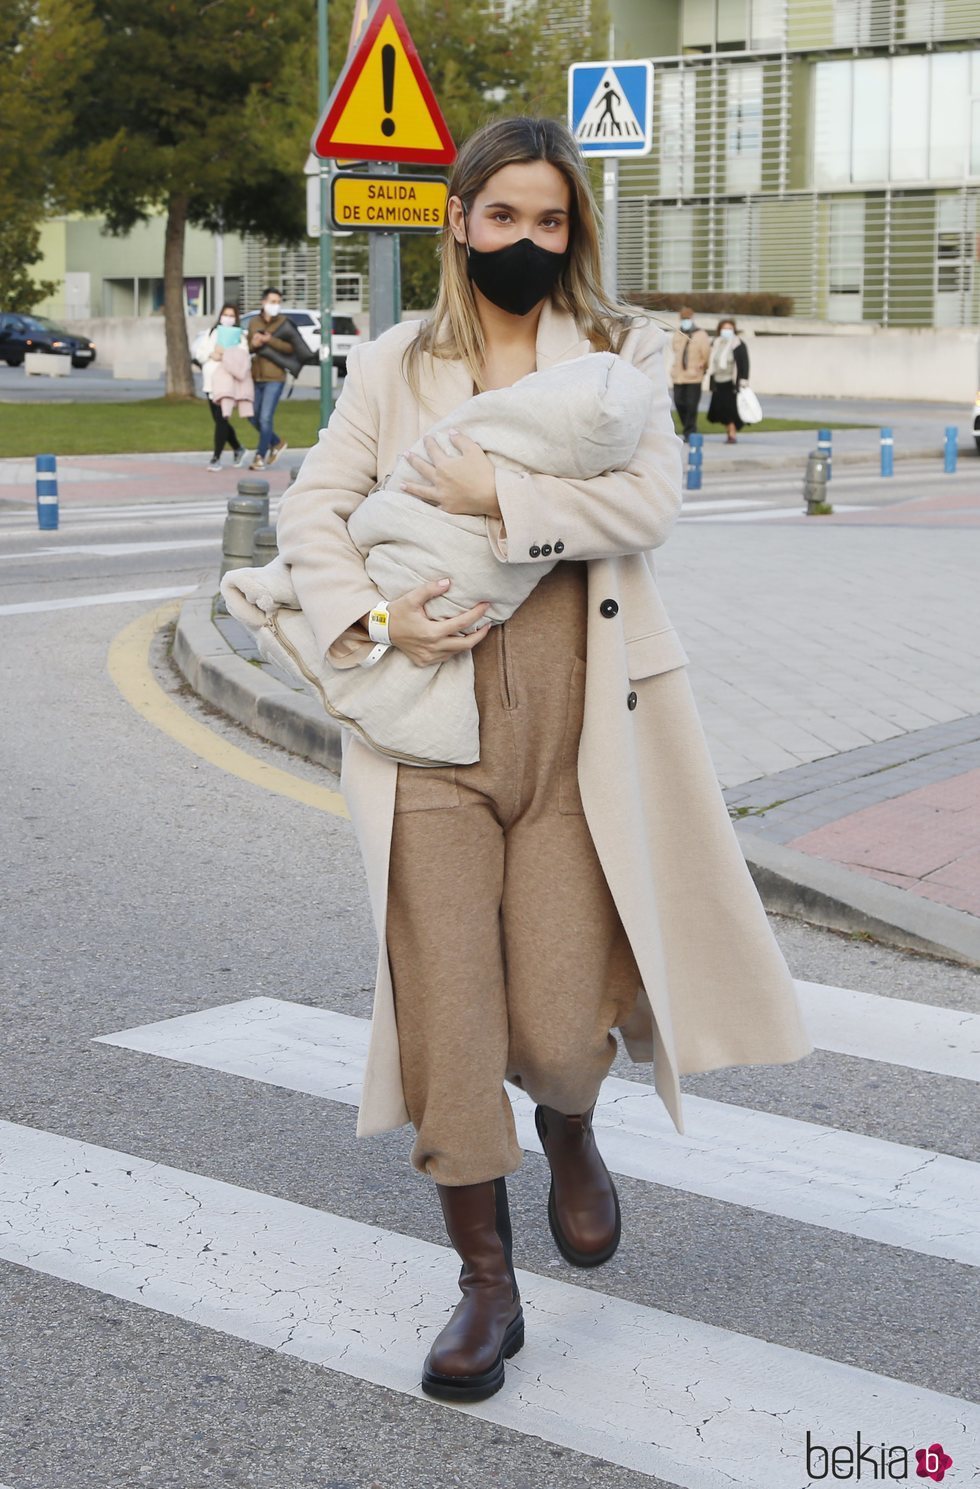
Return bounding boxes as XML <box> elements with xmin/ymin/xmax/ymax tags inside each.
<box><xmin>535</xmin><ymin>1107</ymin><xmax>622</xmax><ymax>1268</ymax></box>
<box><xmin>420</xmin><ymin>1308</ymin><xmax>525</xmax><ymax>1403</ymax></box>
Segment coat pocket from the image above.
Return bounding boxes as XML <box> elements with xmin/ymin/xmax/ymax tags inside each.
<box><xmin>625</xmin><ymin>627</ymin><xmax>689</xmax><ymax>680</ymax></box>
<box><xmin>393</xmin><ymin>763</ymin><xmax>460</xmax><ymax>812</ymax></box>
<box><xmin>558</xmin><ymin>658</ymin><xmax>587</xmax><ymax>816</ymax></box>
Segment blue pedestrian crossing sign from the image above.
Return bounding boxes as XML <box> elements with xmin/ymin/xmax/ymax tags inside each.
<box><xmin>568</xmin><ymin>60</ymin><xmax>653</xmax><ymax>157</ymax></box>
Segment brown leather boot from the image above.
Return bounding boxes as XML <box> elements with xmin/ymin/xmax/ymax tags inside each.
<box><xmin>534</xmin><ymin>1102</ymin><xmax>621</xmax><ymax>1267</ymax></box>
<box><xmin>421</xmin><ymin>1176</ymin><xmax>524</xmax><ymax>1402</ymax></box>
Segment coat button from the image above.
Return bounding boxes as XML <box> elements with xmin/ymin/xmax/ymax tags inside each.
<box><xmin>540</xmin><ymin>543</ymin><xmax>552</xmax><ymax>557</ymax></box>
<box><xmin>627</xmin><ymin>691</ymin><xmax>638</xmax><ymax>710</ymax></box>
<box><xmin>599</xmin><ymin>598</ymin><xmax>619</xmax><ymax>618</ymax></box>
<box><xmin>529</xmin><ymin>544</ymin><xmax>541</xmax><ymax>558</ymax></box>
<box><xmin>554</xmin><ymin>540</ymin><xmax>565</xmax><ymax>554</ymax></box>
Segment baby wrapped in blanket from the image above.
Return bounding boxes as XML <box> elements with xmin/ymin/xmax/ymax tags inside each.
<box><xmin>221</xmin><ymin>351</ymin><xmax>653</xmax><ymax>766</ymax></box>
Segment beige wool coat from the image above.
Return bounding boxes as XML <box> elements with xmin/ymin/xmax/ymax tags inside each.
<box><xmin>276</xmin><ymin>297</ymin><xmax>812</xmax><ymax>1140</ymax></box>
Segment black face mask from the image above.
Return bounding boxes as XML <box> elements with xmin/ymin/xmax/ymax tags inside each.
<box><xmin>465</xmin><ymin>234</ymin><xmax>569</xmax><ymax>317</ymax></box>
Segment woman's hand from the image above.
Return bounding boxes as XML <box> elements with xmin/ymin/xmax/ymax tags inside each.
<box><xmin>383</xmin><ymin>579</ymin><xmax>491</xmax><ymax>668</ymax></box>
<box><xmin>401</xmin><ymin>431</ymin><xmax>501</xmax><ymax>519</ymax></box>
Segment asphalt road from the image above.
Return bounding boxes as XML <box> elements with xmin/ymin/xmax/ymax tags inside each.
<box><xmin>1</xmin><ymin>507</ymin><xmax>978</xmax><ymax>1489</ymax></box>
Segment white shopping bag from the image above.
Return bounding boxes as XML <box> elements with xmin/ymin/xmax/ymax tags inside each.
<box><xmin>736</xmin><ymin>384</ymin><xmax>763</xmax><ymax>424</ymax></box>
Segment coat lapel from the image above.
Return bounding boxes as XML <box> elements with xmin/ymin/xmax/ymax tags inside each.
<box><xmin>413</xmin><ymin>297</ymin><xmax>592</xmax><ymax>438</ymax></box>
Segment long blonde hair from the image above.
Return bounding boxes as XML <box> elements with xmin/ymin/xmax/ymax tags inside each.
<box><xmin>403</xmin><ymin>115</ymin><xmax>641</xmax><ymax>402</ymax></box>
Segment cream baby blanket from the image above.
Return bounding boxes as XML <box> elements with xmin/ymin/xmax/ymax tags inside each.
<box><xmin>220</xmin><ymin>351</ymin><xmax>653</xmax><ymax>765</ymax></box>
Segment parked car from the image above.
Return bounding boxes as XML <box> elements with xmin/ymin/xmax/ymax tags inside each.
<box><xmin>240</xmin><ymin>308</ymin><xmax>360</xmax><ymax>376</ymax></box>
<box><xmin>0</xmin><ymin>313</ymin><xmax>96</xmax><ymax>368</ymax></box>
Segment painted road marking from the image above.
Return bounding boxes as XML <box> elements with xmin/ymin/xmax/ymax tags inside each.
<box><xmin>0</xmin><ymin>585</ymin><xmax>198</xmax><ymax>616</ymax></box>
<box><xmin>0</xmin><ymin>539</ymin><xmax>218</xmax><ymax>560</ymax></box>
<box><xmin>95</xmin><ymin>997</ymin><xmax>980</xmax><ymax>1266</ymax></box>
<box><xmin>105</xmin><ymin>602</ymin><xmax>347</xmax><ymax>818</ymax></box>
<box><xmin>796</xmin><ymin>979</ymin><xmax>980</xmax><ymax>1083</ymax></box>
<box><xmin>1</xmin><ymin>1120</ymin><xmax>976</xmax><ymax>1488</ymax></box>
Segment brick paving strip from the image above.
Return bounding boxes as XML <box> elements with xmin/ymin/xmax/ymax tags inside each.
<box><xmin>725</xmin><ymin>716</ymin><xmax>980</xmax><ymax>920</ymax></box>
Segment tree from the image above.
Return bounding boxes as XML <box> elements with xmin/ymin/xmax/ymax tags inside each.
<box><xmin>64</xmin><ymin>0</ymin><xmax>326</xmax><ymax>397</ymax></box>
<box><xmin>0</xmin><ymin>0</ymin><xmax>102</xmax><ymax>311</ymax></box>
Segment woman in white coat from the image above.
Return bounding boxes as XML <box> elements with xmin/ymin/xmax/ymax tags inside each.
<box><xmin>276</xmin><ymin>116</ymin><xmax>811</xmax><ymax>1404</ymax></box>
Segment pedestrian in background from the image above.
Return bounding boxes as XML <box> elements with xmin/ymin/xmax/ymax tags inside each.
<box><xmin>276</xmin><ymin>115</ymin><xmax>809</xmax><ymax>1406</ymax></box>
<box><xmin>247</xmin><ymin>287</ymin><xmax>291</xmax><ymax>471</ymax></box>
<box><xmin>669</xmin><ymin>305</ymin><xmax>710</xmax><ymax>442</ymax></box>
<box><xmin>198</xmin><ymin>303</ymin><xmax>250</xmax><ymax>472</ymax></box>
<box><xmin>707</xmin><ymin>317</ymin><xmax>750</xmax><ymax>444</ymax></box>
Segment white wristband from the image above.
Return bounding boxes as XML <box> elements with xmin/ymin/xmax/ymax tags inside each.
<box><xmin>360</xmin><ymin>641</ymin><xmax>390</xmax><ymax>669</ymax></box>
<box><xmin>367</xmin><ymin>602</ymin><xmax>390</xmax><ymax>646</ymax></box>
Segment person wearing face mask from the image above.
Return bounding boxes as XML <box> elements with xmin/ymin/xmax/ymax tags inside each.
<box><xmin>246</xmin><ymin>288</ymin><xmax>292</xmax><ymax>470</ymax></box>
<box><xmin>669</xmin><ymin>306</ymin><xmax>710</xmax><ymax>442</ymax></box>
<box><xmin>198</xmin><ymin>303</ymin><xmax>250</xmax><ymax>472</ymax></box>
<box><xmin>273</xmin><ymin>117</ymin><xmax>810</xmax><ymax>1403</ymax></box>
<box><xmin>707</xmin><ymin>317</ymin><xmax>750</xmax><ymax>444</ymax></box>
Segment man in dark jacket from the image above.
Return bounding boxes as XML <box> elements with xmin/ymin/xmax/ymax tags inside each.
<box><xmin>247</xmin><ymin>287</ymin><xmax>292</xmax><ymax>470</ymax></box>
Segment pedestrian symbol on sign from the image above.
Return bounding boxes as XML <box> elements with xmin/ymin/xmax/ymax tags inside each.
<box><xmin>568</xmin><ymin>60</ymin><xmax>653</xmax><ymax>158</ymax></box>
<box><xmin>575</xmin><ymin>68</ymin><xmax>643</xmax><ymax>143</ymax></box>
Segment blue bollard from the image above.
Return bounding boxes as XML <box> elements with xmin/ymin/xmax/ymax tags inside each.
<box><xmin>36</xmin><ymin>454</ymin><xmax>59</xmax><ymax>530</ymax></box>
<box><xmin>943</xmin><ymin>426</ymin><xmax>958</xmax><ymax>474</ymax></box>
<box><xmin>880</xmin><ymin>427</ymin><xmax>893</xmax><ymax>478</ymax></box>
<box><xmin>817</xmin><ymin>428</ymin><xmax>832</xmax><ymax>481</ymax></box>
<box><xmin>686</xmin><ymin>432</ymin><xmax>703</xmax><ymax>491</ymax></box>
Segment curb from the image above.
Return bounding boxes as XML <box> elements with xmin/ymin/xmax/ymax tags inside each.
<box><xmin>738</xmin><ymin>830</ymin><xmax>980</xmax><ymax>968</ymax></box>
<box><xmin>172</xmin><ymin>577</ymin><xmax>343</xmax><ymax>773</ymax></box>
<box><xmin>171</xmin><ymin>578</ymin><xmax>979</xmax><ymax>967</ymax></box>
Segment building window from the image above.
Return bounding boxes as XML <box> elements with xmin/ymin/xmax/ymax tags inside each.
<box><xmin>935</xmin><ymin>195</ymin><xmax>974</xmax><ymax>325</ymax></box>
<box><xmin>723</xmin><ymin>203</ymin><xmax>755</xmax><ymax>291</ymax></box>
<box><xmin>660</xmin><ymin>69</ymin><xmax>695</xmax><ymax>197</ymax></box>
<box><xmin>834</xmin><ymin>0</ymin><xmax>872</xmax><ymax>44</ymax></box>
<box><xmin>827</xmin><ymin>199</ymin><xmax>864</xmax><ymax>321</ymax></box>
<box><xmin>659</xmin><ymin>207</ymin><xmax>694</xmax><ymax>292</ymax></box>
<box><xmin>726</xmin><ymin>65</ymin><xmax>763</xmax><ymax>193</ymax></box>
<box><xmin>930</xmin><ymin>52</ymin><xmax>970</xmax><ymax>179</ymax></box>
<box><xmin>851</xmin><ymin>60</ymin><xmax>890</xmax><ymax>183</ymax></box>
<box><xmin>815</xmin><ymin>53</ymin><xmax>980</xmax><ymax>187</ymax></box>
<box><xmin>749</xmin><ymin>0</ymin><xmax>785</xmax><ymax>48</ymax></box>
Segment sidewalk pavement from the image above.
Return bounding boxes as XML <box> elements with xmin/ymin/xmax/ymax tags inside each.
<box><xmin>0</xmin><ymin>449</ymin><xmax>311</xmax><ymax>509</ymax></box>
<box><xmin>171</xmin><ymin>478</ymin><xmax>980</xmax><ymax>964</ymax></box>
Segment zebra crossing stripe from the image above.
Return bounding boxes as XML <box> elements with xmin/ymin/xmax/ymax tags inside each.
<box><xmin>1</xmin><ymin>1120</ymin><xmax>976</xmax><ymax>1488</ymax></box>
<box><xmin>0</xmin><ymin>586</ymin><xmax>199</xmax><ymax>616</ymax></box>
<box><xmin>0</xmin><ymin>540</ymin><xmax>218</xmax><ymax>561</ymax></box>
<box><xmin>795</xmin><ymin>980</ymin><xmax>980</xmax><ymax>1082</ymax></box>
<box><xmin>94</xmin><ymin>995</ymin><xmax>980</xmax><ymax>1266</ymax></box>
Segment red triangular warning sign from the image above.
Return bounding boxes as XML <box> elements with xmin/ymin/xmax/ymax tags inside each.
<box><xmin>312</xmin><ymin>0</ymin><xmax>456</xmax><ymax>166</ymax></box>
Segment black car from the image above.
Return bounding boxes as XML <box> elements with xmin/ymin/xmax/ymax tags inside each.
<box><xmin>0</xmin><ymin>313</ymin><xmax>96</xmax><ymax>368</ymax></box>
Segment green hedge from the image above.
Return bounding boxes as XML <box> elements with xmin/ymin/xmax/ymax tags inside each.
<box><xmin>626</xmin><ymin>291</ymin><xmax>796</xmax><ymax>318</ymax></box>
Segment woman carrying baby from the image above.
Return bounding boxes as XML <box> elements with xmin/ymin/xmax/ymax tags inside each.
<box><xmin>276</xmin><ymin>116</ymin><xmax>810</xmax><ymax>1402</ymax></box>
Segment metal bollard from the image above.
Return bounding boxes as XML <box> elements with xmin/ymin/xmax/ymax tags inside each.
<box><xmin>235</xmin><ymin>476</ymin><xmax>269</xmax><ymax>524</ymax></box>
<box><xmin>817</xmin><ymin>428</ymin><xmax>832</xmax><ymax>481</ymax></box>
<box><xmin>803</xmin><ymin>450</ymin><xmax>832</xmax><ymax>515</ymax></box>
<box><xmin>35</xmin><ymin>454</ymin><xmax>59</xmax><ymax>530</ymax></box>
<box><xmin>686</xmin><ymin>432</ymin><xmax>703</xmax><ymax>491</ymax></box>
<box><xmin>943</xmin><ymin>426</ymin><xmax>958</xmax><ymax>474</ymax></box>
<box><xmin>252</xmin><ymin>525</ymin><xmax>279</xmax><ymax>567</ymax></box>
<box><xmin>880</xmin><ymin>427</ymin><xmax>894</xmax><ymax>477</ymax></box>
<box><xmin>221</xmin><ymin>497</ymin><xmax>267</xmax><ymax>578</ymax></box>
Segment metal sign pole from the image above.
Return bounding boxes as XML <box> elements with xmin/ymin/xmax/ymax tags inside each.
<box><xmin>603</xmin><ymin>156</ymin><xmax>619</xmax><ymax>299</ymax></box>
<box><xmin>368</xmin><ymin>162</ymin><xmax>402</xmax><ymax>339</ymax></box>
<box><xmin>317</xmin><ymin>0</ymin><xmax>334</xmax><ymax>428</ymax></box>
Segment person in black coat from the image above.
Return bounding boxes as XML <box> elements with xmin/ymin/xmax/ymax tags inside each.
<box><xmin>706</xmin><ymin>318</ymin><xmax>750</xmax><ymax>444</ymax></box>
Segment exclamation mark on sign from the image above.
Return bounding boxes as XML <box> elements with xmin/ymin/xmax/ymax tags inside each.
<box><xmin>380</xmin><ymin>43</ymin><xmax>395</xmax><ymax>136</ymax></box>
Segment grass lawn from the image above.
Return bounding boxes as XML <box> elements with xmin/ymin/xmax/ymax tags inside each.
<box><xmin>0</xmin><ymin>397</ymin><xmax>872</xmax><ymax>459</ymax></box>
<box><xmin>0</xmin><ymin>398</ymin><xmax>324</xmax><ymax>458</ymax></box>
<box><xmin>670</xmin><ymin>412</ymin><xmax>871</xmax><ymax>437</ymax></box>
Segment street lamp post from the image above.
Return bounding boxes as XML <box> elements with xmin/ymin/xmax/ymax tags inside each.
<box><xmin>318</xmin><ymin>0</ymin><xmax>334</xmax><ymax>430</ymax></box>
